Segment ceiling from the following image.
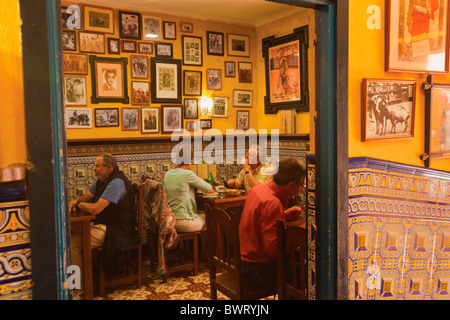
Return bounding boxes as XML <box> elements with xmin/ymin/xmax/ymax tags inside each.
<box><xmin>75</xmin><ymin>0</ymin><xmax>305</xmax><ymax>27</ymax></box>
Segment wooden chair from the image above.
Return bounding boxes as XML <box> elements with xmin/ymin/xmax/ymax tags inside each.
<box><xmin>205</xmin><ymin>204</ymin><xmax>277</xmax><ymax>300</ymax></box>
<box><xmin>276</xmin><ymin>218</ymin><xmax>307</xmax><ymax>300</ymax></box>
<box><xmin>95</xmin><ymin>183</ymin><xmax>143</xmax><ymax>297</ymax></box>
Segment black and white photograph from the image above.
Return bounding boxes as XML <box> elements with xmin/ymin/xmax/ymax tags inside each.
<box><xmin>162</xmin><ymin>105</ymin><xmax>183</xmax><ymax>134</ymax></box>
<box><xmin>107</xmin><ymin>38</ymin><xmax>120</xmax><ymax>54</ymax></box>
<box><xmin>213</xmin><ymin>96</ymin><xmax>227</xmax><ymax>117</ymax></box>
<box><xmin>95</xmin><ymin>108</ymin><xmax>119</xmax><ymax>127</ymax></box>
<box><xmin>119</xmin><ymin>11</ymin><xmax>141</xmax><ymax>40</ymax></box>
<box><xmin>143</xmin><ymin>16</ymin><xmax>161</xmax><ymax>40</ymax></box>
<box><xmin>184</xmin><ymin>98</ymin><xmax>198</xmax><ymax>119</ymax></box>
<box><xmin>207</xmin><ymin>68</ymin><xmax>222</xmax><ymax>90</ymax></box>
<box><xmin>64</xmin><ymin>76</ymin><xmax>86</xmax><ymax>106</ymax></box>
<box><xmin>131</xmin><ymin>55</ymin><xmax>149</xmax><ymax>79</ymax></box>
<box><xmin>122</xmin><ymin>107</ymin><xmax>139</xmax><ymax>131</ymax></box>
<box><xmin>62</xmin><ymin>30</ymin><xmax>76</xmax><ymax>51</ymax></box>
<box><xmin>138</xmin><ymin>42</ymin><xmax>153</xmax><ymax>54</ymax></box>
<box><xmin>233</xmin><ymin>89</ymin><xmax>252</xmax><ymax>108</ymax></box>
<box><xmin>121</xmin><ymin>40</ymin><xmax>137</xmax><ymax>53</ymax></box>
<box><xmin>131</xmin><ymin>81</ymin><xmax>150</xmax><ymax>105</ymax></box>
<box><xmin>142</xmin><ymin>107</ymin><xmax>159</xmax><ymax>133</ymax></box>
<box><xmin>155</xmin><ymin>42</ymin><xmax>173</xmax><ymax>58</ymax></box>
<box><xmin>180</xmin><ymin>22</ymin><xmax>193</xmax><ymax>33</ymax></box>
<box><xmin>225</xmin><ymin>61</ymin><xmax>235</xmax><ymax>77</ymax></box>
<box><xmin>163</xmin><ymin>21</ymin><xmax>176</xmax><ymax>40</ymax></box>
<box><xmin>207</xmin><ymin>31</ymin><xmax>224</xmax><ymax>56</ymax></box>
<box><xmin>236</xmin><ymin>110</ymin><xmax>249</xmax><ymax>130</ymax></box>
<box><xmin>200</xmin><ymin>119</ymin><xmax>212</xmax><ymax>130</ymax></box>
<box><xmin>362</xmin><ymin>78</ymin><xmax>416</xmax><ymax>141</ymax></box>
<box><xmin>79</xmin><ymin>31</ymin><xmax>105</xmax><ymax>53</ymax></box>
<box><xmin>66</xmin><ymin>108</ymin><xmax>92</xmax><ymax>129</ymax></box>
<box><xmin>185</xmin><ymin>120</ymin><xmax>198</xmax><ymax>131</ymax></box>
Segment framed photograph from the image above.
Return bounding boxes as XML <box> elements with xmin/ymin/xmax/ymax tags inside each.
<box><xmin>141</xmin><ymin>107</ymin><xmax>159</xmax><ymax>133</ymax></box>
<box><xmin>95</xmin><ymin>108</ymin><xmax>119</xmax><ymax>127</ymax></box>
<box><xmin>107</xmin><ymin>38</ymin><xmax>120</xmax><ymax>54</ymax></box>
<box><xmin>66</xmin><ymin>108</ymin><xmax>92</xmax><ymax>129</ymax></box>
<box><xmin>161</xmin><ymin>105</ymin><xmax>183</xmax><ymax>134</ymax></box>
<box><xmin>130</xmin><ymin>55</ymin><xmax>149</xmax><ymax>79</ymax></box>
<box><xmin>121</xmin><ymin>40</ymin><xmax>136</xmax><ymax>53</ymax></box>
<box><xmin>155</xmin><ymin>42</ymin><xmax>173</xmax><ymax>58</ymax></box>
<box><xmin>182</xmin><ymin>35</ymin><xmax>203</xmax><ymax>66</ymax></box>
<box><xmin>119</xmin><ymin>11</ymin><xmax>141</xmax><ymax>40</ymax></box>
<box><xmin>151</xmin><ymin>58</ymin><xmax>182</xmax><ymax>103</ymax></box>
<box><xmin>262</xmin><ymin>26</ymin><xmax>309</xmax><ymax>114</ymax></box>
<box><xmin>213</xmin><ymin>97</ymin><xmax>227</xmax><ymax>117</ymax></box>
<box><xmin>89</xmin><ymin>55</ymin><xmax>129</xmax><ymax>103</ymax></box>
<box><xmin>422</xmin><ymin>75</ymin><xmax>450</xmax><ymax>167</ymax></box>
<box><xmin>131</xmin><ymin>81</ymin><xmax>150</xmax><ymax>105</ymax></box>
<box><xmin>180</xmin><ymin>22</ymin><xmax>193</xmax><ymax>33</ymax></box>
<box><xmin>238</xmin><ymin>61</ymin><xmax>252</xmax><ymax>83</ymax></box>
<box><xmin>362</xmin><ymin>78</ymin><xmax>416</xmax><ymax>142</ymax></box>
<box><xmin>207</xmin><ymin>69</ymin><xmax>222</xmax><ymax>90</ymax></box>
<box><xmin>185</xmin><ymin>120</ymin><xmax>198</xmax><ymax>131</ymax></box>
<box><xmin>183</xmin><ymin>70</ymin><xmax>202</xmax><ymax>96</ymax></box>
<box><xmin>225</xmin><ymin>61</ymin><xmax>235</xmax><ymax>77</ymax></box>
<box><xmin>63</xmin><ymin>53</ymin><xmax>88</xmax><ymax>75</ymax></box>
<box><xmin>122</xmin><ymin>107</ymin><xmax>139</xmax><ymax>131</ymax></box>
<box><xmin>207</xmin><ymin>31</ymin><xmax>224</xmax><ymax>56</ymax></box>
<box><xmin>184</xmin><ymin>98</ymin><xmax>198</xmax><ymax>119</ymax></box>
<box><xmin>83</xmin><ymin>5</ymin><xmax>114</xmax><ymax>34</ymax></box>
<box><xmin>227</xmin><ymin>33</ymin><xmax>250</xmax><ymax>57</ymax></box>
<box><xmin>64</xmin><ymin>76</ymin><xmax>86</xmax><ymax>106</ymax></box>
<box><xmin>138</xmin><ymin>42</ymin><xmax>153</xmax><ymax>54</ymax></box>
<box><xmin>79</xmin><ymin>31</ymin><xmax>105</xmax><ymax>53</ymax></box>
<box><xmin>62</xmin><ymin>30</ymin><xmax>76</xmax><ymax>51</ymax></box>
<box><xmin>200</xmin><ymin>119</ymin><xmax>212</xmax><ymax>130</ymax></box>
<box><xmin>163</xmin><ymin>21</ymin><xmax>176</xmax><ymax>40</ymax></box>
<box><xmin>62</xmin><ymin>6</ymin><xmax>81</xmax><ymax>30</ymax></box>
<box><xmin>142</xmin><ymin>16</ymin><xmax>161</xmax><ymax>41</ymax></box>
<box><xmin>236</xmin><ymin>110</ymin><xmax>249</xmax><ymax>130</ymax></box>
<box><xmin>386</xmin><ymin>0</ymin><xmax>449</xmax><ymax>73</ymax></box>
<box><xmin>233</xmin><ymin>89</ymin><xmax>252</xmax><ymax>108</ymax></box>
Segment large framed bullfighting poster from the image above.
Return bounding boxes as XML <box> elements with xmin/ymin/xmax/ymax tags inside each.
<box><xmin>262</xmin><ymin>26</ymin><xmax>309</xmax><ymax>114</ymax></box>
<box><xmin>386</xmin><ymin>0</ymin><xmax>450</xmax><ymax>73</ymax></box>
<box><xmin>362</xmin><ymin>78</ymin><xmax>416</xmax><ymax>142</ymax></box>
<box><xmin>421</xmin><ymin>75</ymin><xmax>450</xmax><ymax>167</ymax></box>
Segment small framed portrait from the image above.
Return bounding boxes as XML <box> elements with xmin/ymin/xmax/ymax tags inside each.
<box><xmin>238</xmin><ymin>61</ymin><xmax>252</xmax><ymax>83</ymax></box>
<box><xmin>63</xmin><ymin>53</ymin><xmax>88</xmax><ymax>75</ymax></box>
<box><xmin>141</xmin><ymin>107</ymin><xmax>159</xmax><ymax>133</ymax></box>
<box><xmin>180</xmin><ymin>22</ymin><xmax>193</xmax><ymax>33</ymax></box>
<box><xmin>224</xmin><ymin>61</ymin><xmax>235</xmax><ymax>77</ymax></box>
<box><xmin>107</xmin><ymin>38</ymin><xmax>120</xmax><ymax>54</ymax></box>
<box><xmin>138</xmin><ymin>42</ymin><xmax>153</xmax><ymax>54</ymax></box>
<box><xmin>213</xmin><ymin>96</ymin><xmax>227</xmax><ymax>117</ymax></box>
<box><xmin>155</xmin><ymin>42</ymin><xmax>173</xmax><ymax>58</ymax></box>
<box><xmin>142</xmin><ymin>16</ymin><xmax>161</xmax><ymax>41</ymax></box>
<box><xmin>79</xmin><ymin>31</ymin><xmax>105</xmax><ymax>53</ymax></box>
<box><xmin>62</xmin><ymin>30</ymin><xmax>76</xmax><ymax>51</ymax></box>
<box><xmin>227</xmin><ymin>33</ymin><xmax>250</xmax><ymax>57</ymax></box>
<box><xmin>66</xmin><ymin>108</ymin><xmax>92</xmax><ymax>129</ymax></box>
<box><xmin>233</xmin><ymin>89</ymin><xmax>252</xmax><ymax>108</ymax></box>
<box><xmin>207</xmin><ymin>31</ymin><xmax>224</xmax><ymax>56</ymax></box>
<box><xmin>200</xmin><ymin>119</ymin><xmax>212</xmax><ymax>130</ymax></box>
<box><xmin>183</xmin><ymin>70</ymin><xmax>202</xmax><ymax>96</ymax></box>
<box><xmin>95</xmin><ymin>108</ymin><xmax>119</xmax><ymax>127</ymax></box>
<box><xmin>89</xmin><ymin>55</ymin><xmax>129</xmax><ymax>104</ymax></box>
<box><xmin>163</xmin><ymin>21</ymin><xmax>176</xmax><ymax>40</ymax></box>
<box><xmin>130</xmin><ymin>55</ymin><xmax>149</xmax><ymax>79</ymax></box>
<box><xmin>184</xmin><ymin>98</ymin><xmax>198</xmax><ymax>119</ymax></box>
<box><xmin>206</xmin><ymin>68</ymin><xmax>222</xmax><ymax>90</ymax></box>
<box><xmin>119</xmin><ymin>11</ymin><xmax>141</xmax><ymax>40</ymax></box>
<box><xmin>185</xmin><ymin>120</ymin><xmax>198</xmax><ymax>131</ymax></box>
<box><xmin>131</xmin><ymin>81</ymin><xmax>150</xmax><ymax>105</ymax></box>
<box><xmin>151</xmin><ymin>58</ymin><xmax>182</xmax><ymax>104</ymax></box>
<box><xmin>121</xmin><ymin>40</ymin><xmax>137</xmax><ymax>53</ymax></box>
<box><xmin>64</xmin><ymin>76</ymin><xmax>86</xmax><ymax>106</ymax></box>
<box><xmin>83</xmin><ymin>5</ymin><xmax>114</xmax><ymax>34</ymax></box>
<box><xmin>236</xmin><ymin>110</ymin><xmax>249</xmax><ymax>130</ymax></box>
<box><xmin>182</xmin><ymin>35</ymin><xmax>202</xmax><ymax>66</ymax></box>
<box><xmin>161</xmin><ymin>105</ymin><xmax>183</xmax><ymax>134</ymax></box>
<box><xmin>122</xmin><ymin>107</ymin><xmax>139</xmax><ymax>131</ymax></box>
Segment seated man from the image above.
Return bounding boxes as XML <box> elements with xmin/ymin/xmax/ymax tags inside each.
<box><xmin>239</xmin><ymin>157</ymin><xmax>306</xmax><ymax>290</ymax></box>
<box><xmin>70</xmin><ymin>153</ymin><xmax>139</xmax><ymax>293</ymax></box>
<box><xmin>226</xmin><ymin>145</ymin><xmax>274</xmax><ymax>192</ymax></box>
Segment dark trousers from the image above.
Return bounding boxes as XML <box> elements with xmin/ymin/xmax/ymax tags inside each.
<box><xmin>241</xmin><ymin>260</ymin><xmax>277</xmax><ymax>290</ymax></box>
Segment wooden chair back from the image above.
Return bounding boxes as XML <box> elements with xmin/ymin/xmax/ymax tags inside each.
<box><xmin>276</xmin><ymin>218</ymin><xmax>307</xmax><ymax>300</ymax></box>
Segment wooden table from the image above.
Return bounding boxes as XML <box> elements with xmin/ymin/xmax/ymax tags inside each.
<box><xmin>70</xmin><ymin>211</ymin><xmax>95</xmax><ymax>300</ymax></box>
<box><xmin>196</xmin><ymin>192</ymin><xmax>247</xmax><ymax>212</ymax></box>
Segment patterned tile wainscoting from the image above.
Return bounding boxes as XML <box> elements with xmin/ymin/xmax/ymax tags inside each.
<box><xmin>348</xmin><ymin>157</ymin><xmax>450</xmax><ymax>300</ymax></box>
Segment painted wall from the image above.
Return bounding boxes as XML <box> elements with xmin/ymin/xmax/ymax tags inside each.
<box><xmin>349</xmin><ymin>0</ymin><xmax>450</xmax><ymax>172</ymax></box>
<box><xmin>0</xmin><ymin>1</ymin><xmax>26</xmax><ymax>168</ymax></box>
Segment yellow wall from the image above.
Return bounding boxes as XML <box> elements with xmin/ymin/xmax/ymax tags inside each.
<box><xmin>349</xmin><ymin>0</ymin><xmax>450</xmax><ymax>172</ymax></box>
<box><xmin>0</xmin><ymin>1</ymin><xmax>26</xmax><ymax>168</ymax></box>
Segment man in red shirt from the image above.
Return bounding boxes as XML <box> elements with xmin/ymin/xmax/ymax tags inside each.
<box><xmin>239</xmin><ymin>157</ymin><xmax>306</xmax><ymax>290</ymax></box>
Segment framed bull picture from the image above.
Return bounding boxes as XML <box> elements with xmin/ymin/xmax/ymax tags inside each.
<box><xmin>362</xmin><ymin>78</ymin><xmax>416</xmax><ymax>142</ymax></box>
